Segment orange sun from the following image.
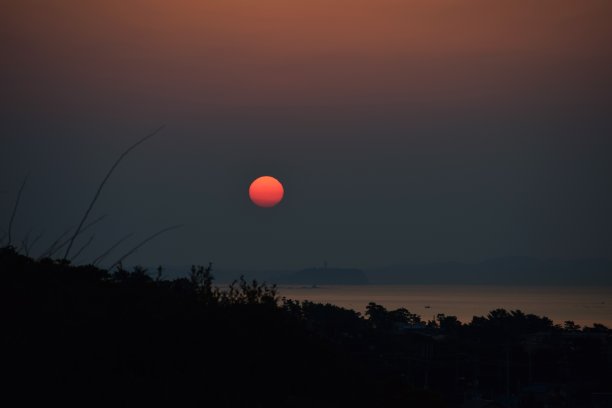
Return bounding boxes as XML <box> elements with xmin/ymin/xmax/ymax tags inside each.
<box><xmin>249</xmin><ymin>176</ymin><xmax>284</xmax><ymax>208</ymax></box>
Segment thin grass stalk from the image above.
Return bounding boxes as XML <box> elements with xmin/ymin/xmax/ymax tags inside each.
<box><xmin>63</xmin><ymin>125</ymin><xmax>165</xmax><ymax>260</ymax></box>
<box><xmin>71</xmin><ymin>234</ymin><xmax>95</xmax><ymax>263</ymax></box>
<box><xmin>19</xmin><ymin>228</ymin><xmax>33</xmax><ymax>256</ymax></box>
<box><xmin>91</xmin><ymin>233</ymin><xmax>133</xmax><ymax>266</ymax></box>
<box><xmin>39</xmin><ymin>227</ymin><xmax>73</xmax><ymax>259</ymax></box>
<box><xmin>109</xmin><ymin>225</ymin><xmax>181</xmax><ymax>270</ymax></box>
<box><xmin>8</xmin><ymin>174</ymin><xmax>29</xmax><ymax>246</ymax></box>
<box><xmin>41</xmin><ymin>214</ymin><xmax>106</xmax><ymax>259</ymax></box>
<box><xmin>28</xmin><ymin>232</ymin><xmax>44</xmax><ymax>255</ymax></box>
<box><xmin>49</xmin><ymin>214</ymin><xmax>107</xmax><ymax>258</ymax></box>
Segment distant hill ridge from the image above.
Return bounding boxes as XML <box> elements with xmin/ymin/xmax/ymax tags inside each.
<box><xmin>156</xmin><ymin>257</ymin><xmax>612</xmax><ymax>285</ymax></box>
<box><xmin>367</xmin><ymin>256</ymin><xmax>612</xmax><ymax>285</ymax></box>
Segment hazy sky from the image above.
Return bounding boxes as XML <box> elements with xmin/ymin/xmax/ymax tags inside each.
<box><xmin>2</xmin><ymin>0</ymin><xmax>611</xmax><ymax>269</ymax></box>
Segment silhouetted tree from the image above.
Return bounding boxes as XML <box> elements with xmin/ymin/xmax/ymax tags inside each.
<box><xmin>436</xmin><ymin>313</ymin><xmax>462</xmax><ymax>332</ymax></box>
<box><xmin>563</xmin><ymin>320</ymin><xmax>581</xmax><ymax>331</ymax></box>
<box><xmin>190</xmin><ymin>262</ymin><xmax>215</xmax><ymax>302</ymax></box>
<box><xmin>218</xmin><ymin>275</ymin><xmax>279</xmax><ymax>306</ymax></box>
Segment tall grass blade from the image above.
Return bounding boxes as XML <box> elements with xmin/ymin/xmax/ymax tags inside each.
<box><xmin>63</xmin><ymin>125</ymin><xmax>165</xmax><ymax>260</ymax></box>
<box><xmin>8</xmin><ymin>174</ymin><xmax>29</xmax><ymax>246</ymax></box>
<box><xmin>92</xmin><ymin>233</ymin><xmax>134</xmax><ymax>266</ymax></box>
<box><xmin>71</xmin><ymin>234</ymin><xmax>95</xmax><ymax>263</ymax></box>
<box><xmin>109</xmin><ymin>225</ymin><xmax>181</xmax><ymax>270</ymax></box>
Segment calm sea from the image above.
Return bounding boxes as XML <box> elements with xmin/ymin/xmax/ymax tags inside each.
<box><xmin>277</xmin><ymin>284</ymin><xmax>612</xmax><ymax>327</ymax></box>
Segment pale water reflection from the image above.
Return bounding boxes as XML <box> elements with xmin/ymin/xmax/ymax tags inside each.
<box><xmin>279</xmin><ymin>285</ymin><xmax>612</xmax><ymax>327</ymax></box>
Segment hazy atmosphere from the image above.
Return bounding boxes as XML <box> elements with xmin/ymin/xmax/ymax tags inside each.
<box><xmin>2</xmin><ymin>0</ymin><xmax>612</xmax><ymax>270</ymax></box>
<box><xmin>4</xmin><ymin>2</ymin><xmax>612</xmax><ymax>407</ymax></box>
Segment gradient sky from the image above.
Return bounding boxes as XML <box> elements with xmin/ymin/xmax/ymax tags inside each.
<box><xmin>2</xmin><ymin>0</ymin><xmax>611</xmax><ymax>269</ymax></box>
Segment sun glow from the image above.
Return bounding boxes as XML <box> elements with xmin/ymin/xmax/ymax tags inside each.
<box><xmin>249</xmin><ymin>176</ymin><xmax>284</xmax><ymax>208</ymax></box>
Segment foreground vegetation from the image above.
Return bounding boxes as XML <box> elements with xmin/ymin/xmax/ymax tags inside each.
<box><xmin>2</xmin><ymin>246</ymin><xmax>611</xmax><ymax>407</ymax></box>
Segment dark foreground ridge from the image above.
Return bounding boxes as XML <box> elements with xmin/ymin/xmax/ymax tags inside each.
<box><xmin>2</xmin><ymin>247</ymin><xmax>611</xmax><ymax>407</ymax></box>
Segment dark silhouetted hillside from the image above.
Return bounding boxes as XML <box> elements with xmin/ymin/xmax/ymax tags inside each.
<box><xmin>2</xmin><ymin>247</ymin><xmax>611</xmax><ymax>407</ymax></box>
